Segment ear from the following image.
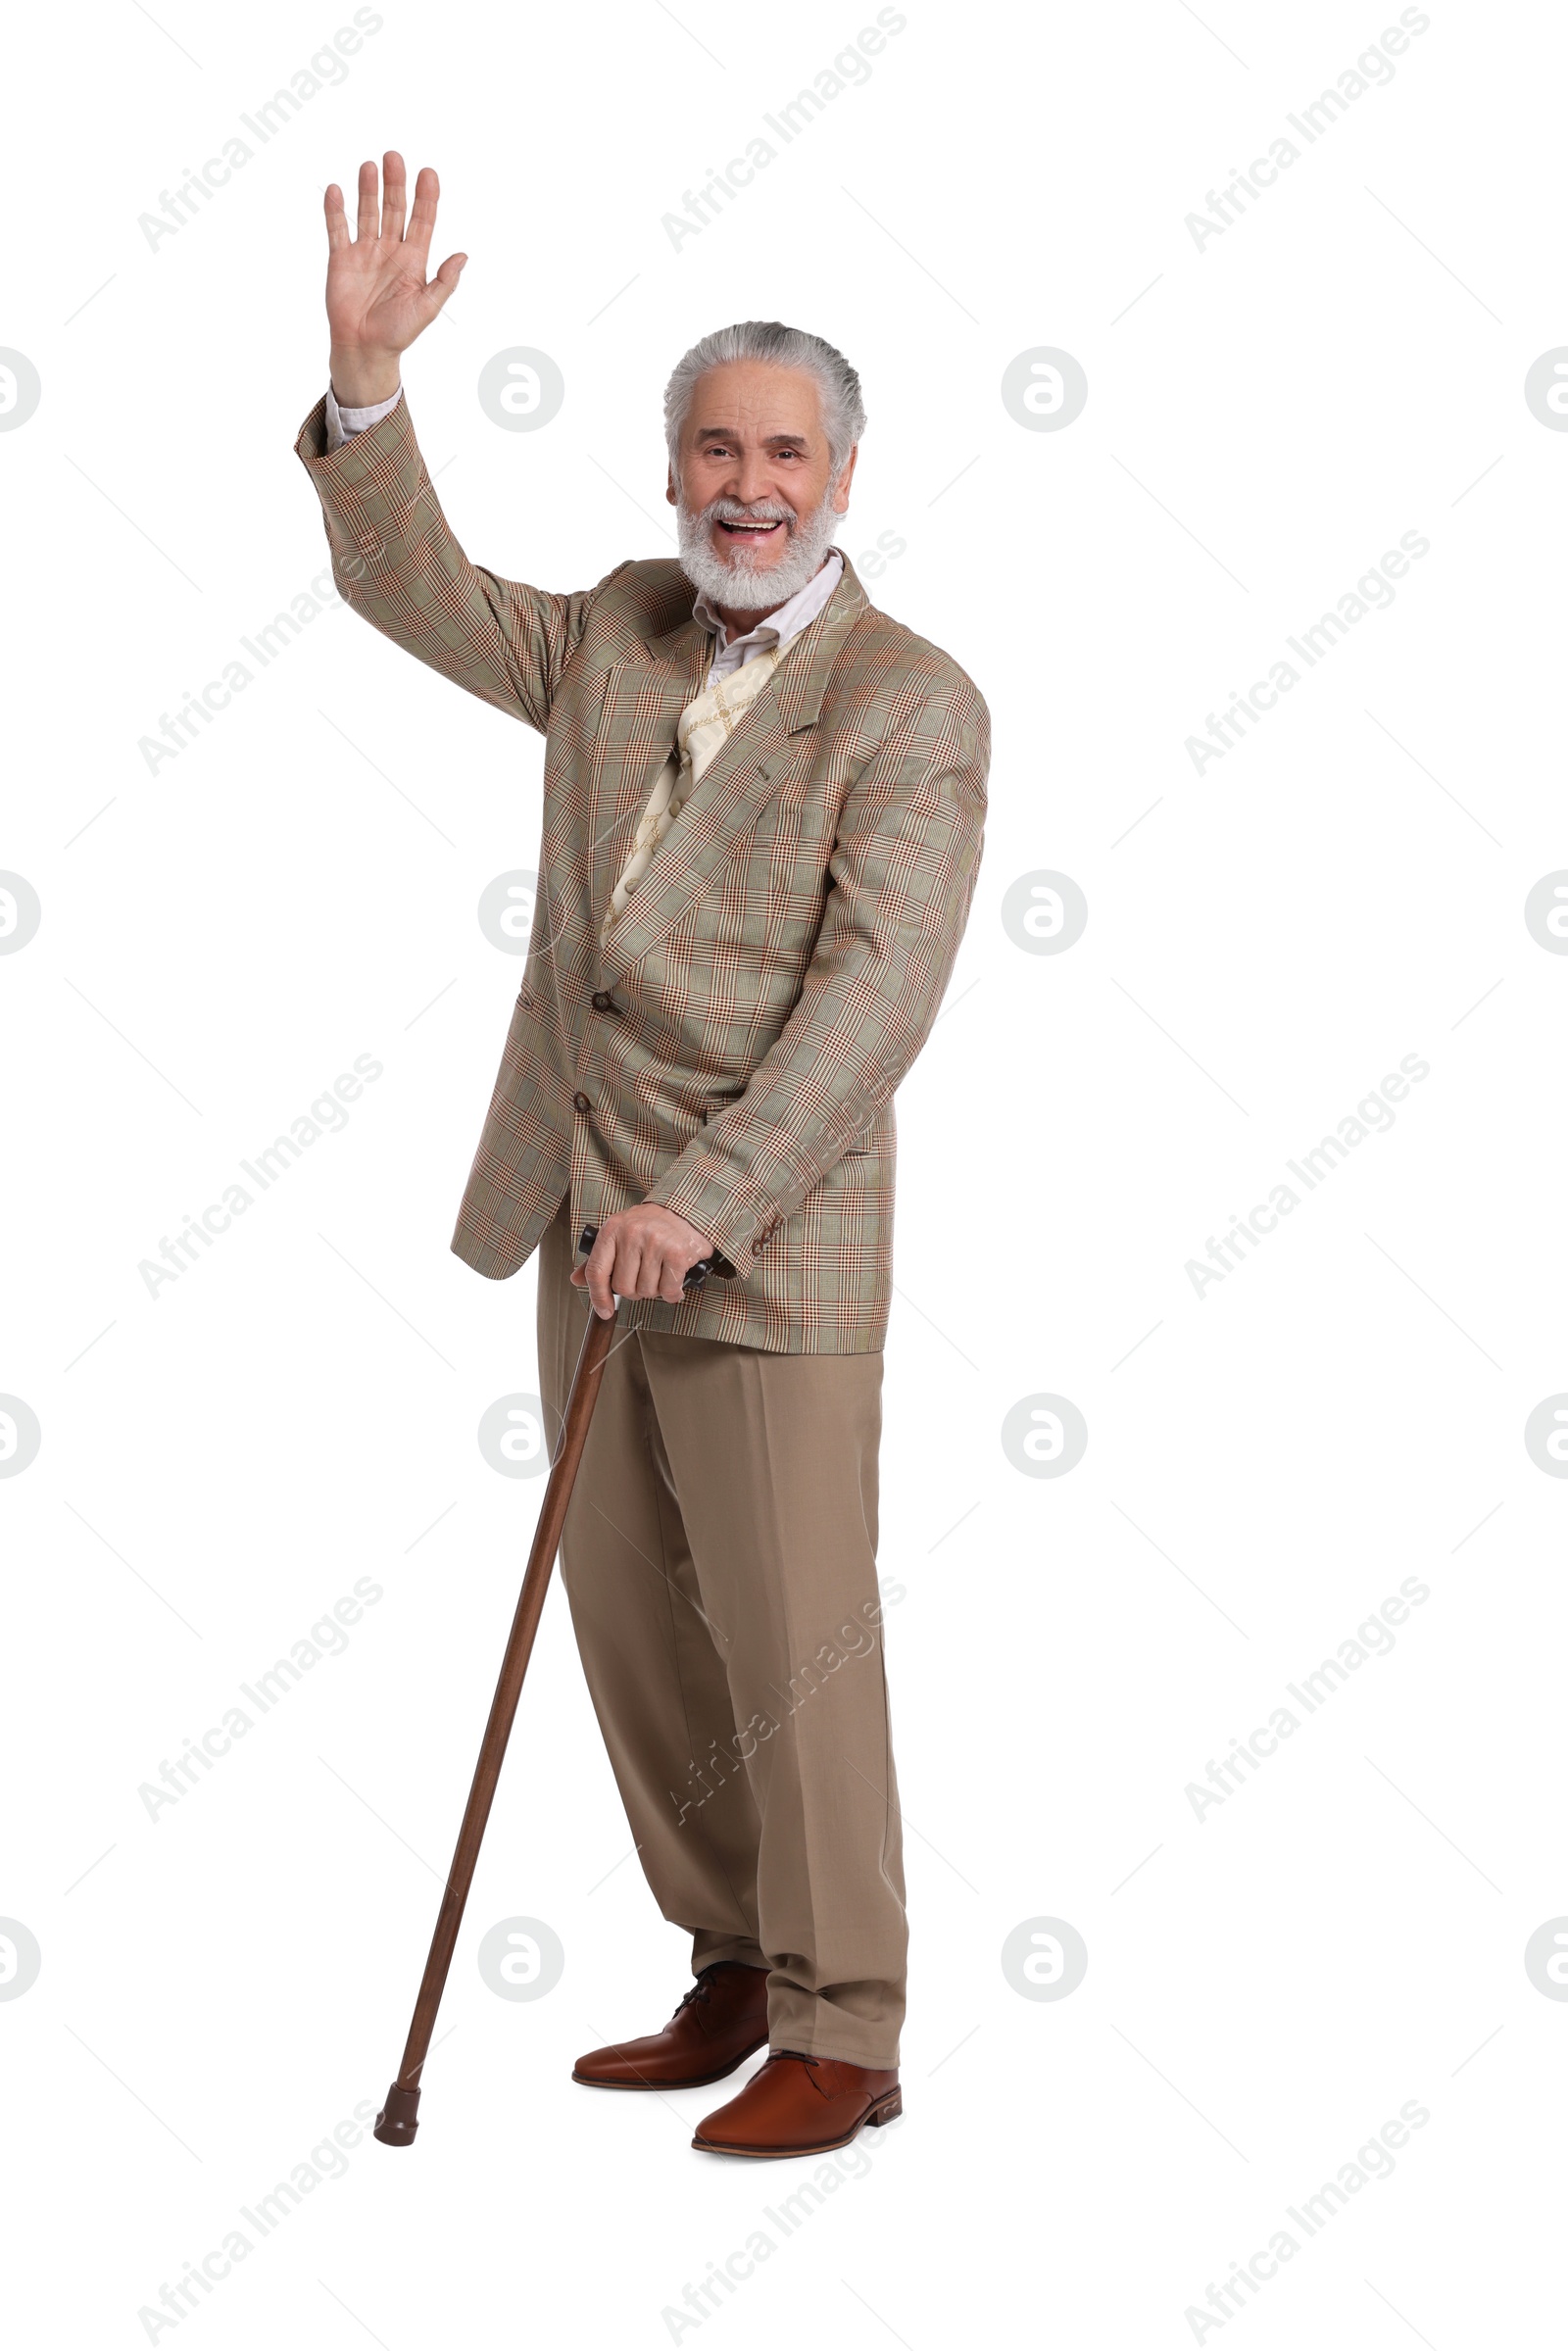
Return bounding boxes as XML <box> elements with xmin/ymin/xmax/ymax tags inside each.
<box><xmin>830</xmin><ymin>445</ymin><xmax>858</xmax><ymax>515</ymax></box>
<box><xmin>666</xmin><ymin>463</ymin><xmax>678</xmax><ymax>510</ymax></box>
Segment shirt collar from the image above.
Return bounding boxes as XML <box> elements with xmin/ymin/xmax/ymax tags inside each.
<box><xmin>691</xmin><ymin>549</ymin><xmax>845</xmax><ymax>657</ymax></box>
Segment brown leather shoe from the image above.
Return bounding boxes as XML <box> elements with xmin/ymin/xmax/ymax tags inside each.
<box><xmin>572</xmin><ymin>1962</ymin><xmax>768</xmax><ymax>2090</ymax></box>
<box><xmin>692</xmin><ymin>2050</ymin><xmax>902</xmax><ymax>2156</ymax></box>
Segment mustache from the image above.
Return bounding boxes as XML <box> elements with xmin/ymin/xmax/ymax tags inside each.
<box><xmin>690</xmin><ymin>495</ymin><xmax>801</xmax><ymax>531</ymax></box>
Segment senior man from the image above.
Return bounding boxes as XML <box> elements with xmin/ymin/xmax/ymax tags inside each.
<box><xmin>297</xmin><ymin>154</ymin><xmax>988</xmax><ymax>2158</ymax></box>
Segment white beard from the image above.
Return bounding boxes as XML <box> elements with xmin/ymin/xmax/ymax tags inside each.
<box><xmin>675</xmin><ymin>487</ymin><xmax>840</xmax><ymax>612</ymax></box>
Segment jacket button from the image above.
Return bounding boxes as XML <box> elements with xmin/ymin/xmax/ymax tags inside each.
<box><xmin>751</xmin><ymin>1235</ymin><xmax>765</xmax><ymax>1254</ymax></box>
<box><xmin>572</xmin><ymin>1092</ymin><xmax>591</xmax><ymax>1114</ymax></box>
<box><xmin>591</xmin><ymin>990</ymin><xmax>614</xmax><ymax>1012</ymax></box>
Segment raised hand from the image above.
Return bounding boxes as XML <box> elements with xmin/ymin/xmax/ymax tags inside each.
<box><xmin>323</xmin><ymin>152</ymin><xmax>466</xmax><ymax>408</ymax></box>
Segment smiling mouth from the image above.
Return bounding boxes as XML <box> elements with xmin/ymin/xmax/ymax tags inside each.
<box><xmin>716</xmin><ymin>517</ymin><xmax>786</xmax><ymax>541</ymax></box>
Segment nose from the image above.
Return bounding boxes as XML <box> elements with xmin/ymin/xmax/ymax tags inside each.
<box><xmin>730</xmin><ymin>453</ymin><xmax>778</xmax><ymax>510</ymax></box>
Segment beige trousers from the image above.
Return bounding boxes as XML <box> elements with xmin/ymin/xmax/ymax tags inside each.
<box><xmin>536</xmin><ymin>1197</ymin><xmax>907</xmax><ymax>2067</ymax></box>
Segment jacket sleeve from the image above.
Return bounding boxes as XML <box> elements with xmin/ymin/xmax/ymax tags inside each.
<box><xmin>642</xmin><ymin>680</ymin><xmax>989</xmax><ymax>1266</ymax></box>
<box><xmin>293</xmin><ymin>391</ymin><xmax>628</xmax><ymax>733</ymax></box>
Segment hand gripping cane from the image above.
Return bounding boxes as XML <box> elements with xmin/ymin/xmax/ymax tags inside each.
<box><xmin>373</xmin><ymin>1223</ymin><xmax>733</xmax><ymax>2147</ymax></box>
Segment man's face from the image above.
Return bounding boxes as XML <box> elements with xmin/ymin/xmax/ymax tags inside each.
<box><xmin>668</xmin><ymin>360</ymin><xmax>858</xmax><ymax>612</ymax></box>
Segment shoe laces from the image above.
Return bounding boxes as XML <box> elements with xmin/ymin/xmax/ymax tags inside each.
<box><xmin>674</xmin><ymin>1965</ymin><xmax>726</xmax><ymax>2015</ymax></box>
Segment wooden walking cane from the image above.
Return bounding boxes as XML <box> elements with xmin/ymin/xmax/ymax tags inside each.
<box><xmin>373</xmin><ymin>1224</ymin><xmax>730</xmax><ymax>2147</ymax></box>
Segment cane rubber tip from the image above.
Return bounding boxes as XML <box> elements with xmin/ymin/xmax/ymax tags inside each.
<box><xmin>373</xmin><ymin>2084</ymin><xmax>420</xmax><ymax>2146</ymax></box>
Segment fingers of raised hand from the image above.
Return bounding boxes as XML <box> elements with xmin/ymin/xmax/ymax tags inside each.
<box><xmin>355</xmin><ymin>157</ymin><xmax>380</xmax><ymax>241</ymax></box>
<box><xmin>405</xmin><ymin>165</ymin><xmax>441</xmax><ymax>261</ymax></box>
<box><xmin>380</xmin><ymin>147</ymin><xmax>408</xmax><ymax>239</ymax></box>
<box><xmin>333</xmin><ymin>155</ymin><xmax>442</xmax><ymax>293</ymax></box>
<box><xmin>414</xmin><ymin>252</ymin><xmax>466</xmax><ymax>328</ymax></box>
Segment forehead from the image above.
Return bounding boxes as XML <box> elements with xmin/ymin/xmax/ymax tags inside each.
<box><xmin>682</xmin><ymin>361</ymin><xmax>826</xmax><ymax>443</ymax></box>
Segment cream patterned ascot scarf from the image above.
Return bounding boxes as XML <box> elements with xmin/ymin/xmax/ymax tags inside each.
<box><xmin>600</xmin><ymin>640</ymin><xmax>793</xmax><ymax>947</ymax></box>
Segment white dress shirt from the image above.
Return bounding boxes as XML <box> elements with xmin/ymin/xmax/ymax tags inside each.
<box><xmin>323</xmin><ymin>383</ymin><xmax>845</xmax><ymax>667</ymax></box>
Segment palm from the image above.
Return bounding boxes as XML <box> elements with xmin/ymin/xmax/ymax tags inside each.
<box><xmin>323</xmin><ymin>154</ymin><xmax>464</xmax><ymax>361</ymax></box>
<box><xmin>327</xmin><ymin>239</ymin><xmax>436</xmax><ymax>356</ymax></box>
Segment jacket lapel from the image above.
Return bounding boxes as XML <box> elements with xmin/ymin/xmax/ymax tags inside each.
<box><xmin>598</xmin><ymin>554</ymin><xmax>869</xmax><ymax>984</ymax></box>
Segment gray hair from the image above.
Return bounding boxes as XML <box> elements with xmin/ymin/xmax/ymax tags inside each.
<box><xmin>663</xmin><ymin>320</ymin><xmax>867</xmax><ymax>484</ymax></box>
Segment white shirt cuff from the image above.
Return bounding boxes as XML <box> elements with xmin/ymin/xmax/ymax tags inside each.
<box><xmin>324</xmin><ymin>382</ymin><xmax>403</xmax><ymax>454</ymax></box>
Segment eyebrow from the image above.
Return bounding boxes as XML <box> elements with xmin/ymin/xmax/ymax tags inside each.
<box><xmin>691</xmin><ymin>427</ymin><xmax>811</xmax><ymax>450</ymax></box>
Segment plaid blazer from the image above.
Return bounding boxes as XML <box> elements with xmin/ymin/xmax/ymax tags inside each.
<box><xmin>294</xmin><ymin>393</ymin><xmax>988</xmax><ymax>1352</ymax></box>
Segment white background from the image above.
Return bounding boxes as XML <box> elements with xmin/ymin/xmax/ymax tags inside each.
<box><xmin>4</xmin><ymin>0</ymin><xmax>1565</xmax><ymax>2342</ymax></box>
